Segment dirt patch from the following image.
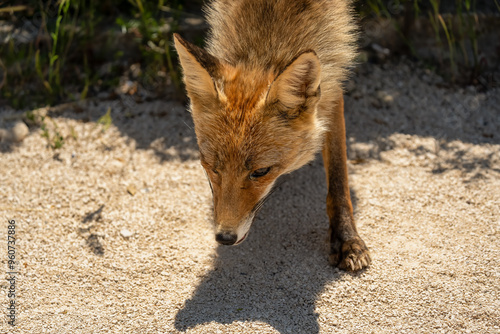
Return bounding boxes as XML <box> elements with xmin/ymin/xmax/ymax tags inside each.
<box><xmin>1</xmin><ymin>60</ymin><xmax>499</xmax><ymax>333</ymax></box>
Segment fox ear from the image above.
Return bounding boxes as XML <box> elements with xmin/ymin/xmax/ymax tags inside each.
<box><xmin>173</xmin><ymin>33</ymin><xmax>219</xmax><ymax>101</ymax></box>
<box><xmin>266</xmin><ymin>51</ymin><xmax>321</xmax><ymax>116</ymax></box>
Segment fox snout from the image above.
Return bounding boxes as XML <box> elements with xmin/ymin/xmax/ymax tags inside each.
<box><xmin>214</xmin><ymin>213</ymin><xmax>254</xmax><ymax>246</ymax></box>
<box><xmin>203</xmin><ymin>158</ymin><xmax>276</xmax><ymax>247</ymax></box>
<box><xmin>215</xmin><ymin>229</ymin><xmax>249</xmax><ymax>246</ymax></box>
<box><xmin>215</xmin><ymin>231</ymin><xmax>238</xmax><ymax>245</ymax></box>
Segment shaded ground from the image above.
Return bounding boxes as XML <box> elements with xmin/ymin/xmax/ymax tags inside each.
<box><xmin>0</xmin><ymin>60</ymin><xmax>499</xmax><ymax>333</ymax></box>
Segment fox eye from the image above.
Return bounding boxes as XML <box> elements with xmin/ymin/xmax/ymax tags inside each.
<box><xmin>202</xmin><ymin>162</ymin><xmax>218</xmax><ymax>175</ymax></box>
<box><xmin>250</xmin><ymin>167</ymin><xmax>271</xmax><ymax>179</ymax></box>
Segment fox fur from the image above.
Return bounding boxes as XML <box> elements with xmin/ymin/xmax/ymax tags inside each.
<box><xmin>174</xmin><ymin>0</ymin><xmax>371</xmax><ymax>271</ymax></box>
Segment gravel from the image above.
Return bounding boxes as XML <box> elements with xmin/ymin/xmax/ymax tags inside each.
<box><xmin>0</xmin><ymin>59</ymin><xmax>499</xmax><ymax>333</ymax></box>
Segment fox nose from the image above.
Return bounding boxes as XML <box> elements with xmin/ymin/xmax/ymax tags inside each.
<box><xmin>215</xmin><ymin>231</ymin><xmax>238</xmax><ymax>245</ymax></box>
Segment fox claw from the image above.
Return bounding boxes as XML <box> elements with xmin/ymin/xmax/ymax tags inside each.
<box><xmin>330</xmin><ymin>236</ymin><xmax>371</xmax><ymax>272</ymax></box>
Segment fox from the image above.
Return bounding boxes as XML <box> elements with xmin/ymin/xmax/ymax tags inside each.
<box><xmin>173</xmin><ymin>0</ymin><xmax>370</xmax><ymax>271</ymax></box>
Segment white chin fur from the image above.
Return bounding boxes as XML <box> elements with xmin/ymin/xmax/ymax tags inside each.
<box><xmin>235</xmin><ymin>214</ymin><xmax>254</xmax><ymax>244</ymax></box>
<box><xmin>232</xmin><ymin>179</ymin><xmax>278</xmax><ymax>244</ymax></box>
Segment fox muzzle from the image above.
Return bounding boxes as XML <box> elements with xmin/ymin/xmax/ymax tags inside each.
<box><xmin>215</xmin><ymin>231</ymin><xmax>238</xmax><ymax>245</ymax></box>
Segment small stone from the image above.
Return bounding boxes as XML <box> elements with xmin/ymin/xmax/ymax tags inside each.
<box><xmin>130</xmin><ymin>63</ymin><xmax>142</xmax><ymax>79</ymax></box>
<box><xmin>382</xmin><ymin>94</ymin><xmax>394</xmax><ymax>104</ymax></box>
<box><xmin>10</xmin><ymin>122</ymin><xmax>29</xmax><ymax>142</ymax></box>
<box><xmin>371</xmin><ymin>43</ymin><xmax>390</xmax><ymax>61</ymax></box>
<box><xmin>376</xmin><ymin>90</ymin><xmax>394</xmax><ymax>106</ymax></box>
<box><xmin>116</xmin><ymin>79</ymin><xmax>138</xmax><ymax>95</ymax></box>
<box><xmin>127</xmin><ymin>184</ymin><xmax>137</xmax><ymax>196</ymax></box>
<box><xmin>120</xmin><ymin>229</ymin><xmax>133</xmax><ymax>238</ymax></box>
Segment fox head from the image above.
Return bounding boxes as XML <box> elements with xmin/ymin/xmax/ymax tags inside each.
<box><xmin>174</xmin><ymin>34</ymin><xmax>325</xmax><ymax>245</ymax></box>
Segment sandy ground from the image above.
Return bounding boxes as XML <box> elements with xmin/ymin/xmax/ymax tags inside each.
<box><xmin>0</xmin><ymin>60</ymin><xmax>499</xmax><ymax>333</ymax></box>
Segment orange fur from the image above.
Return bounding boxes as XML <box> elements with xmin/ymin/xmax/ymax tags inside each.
<box><xmin>174</xmin><ymin>0</ymin><xmax>370</xmax><ymax>271</ymax></box>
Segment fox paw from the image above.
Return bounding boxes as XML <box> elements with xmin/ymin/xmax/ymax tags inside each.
<box><xmin>329</xmin><ymin>237</ymin><xmax>371</xmax><ymax>272</ymax></box>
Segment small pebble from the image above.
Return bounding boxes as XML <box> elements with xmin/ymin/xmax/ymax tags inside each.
<box><xmin>120</xmin><ymin>229</ymin><xmax>133</xmax><ymax>238</ymax></box>
<box><xmin>0</xmin><ymin>122</ymin><xmax>29</xmax><ymax>142</ymax></box>
<box><xmin>127</xmin><ymin>184</ymin><xmax>137</xmax><ymax>196</ymax></box>
<box><xmin>11</xmin><ymin>122</ymin><xmax>30</xmax><ymax>142</ymax></box>
<box><xmin>376</xmin><ymin>90</ymin><xmax>394</xmax><ymax>105</ymax></box>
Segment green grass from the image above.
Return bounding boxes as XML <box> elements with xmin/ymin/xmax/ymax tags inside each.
<box><xmin>40</xmin><ymin>116</ymin><xmax>65</xmax><ymax>149</ymax></box>
<box><xmin>359</xmin><ymin>0</ymin><xmax>494</xmax><ymax>82</ymax></box>
<box><xmin>97</xmin><ymin>107</ymin><xmax>113</xmax><ymax>131</ymax></box>
<box><xmin>0</xmin><ymin>0</ymin><xmax>185</xmax><ymax>109</ymax></box>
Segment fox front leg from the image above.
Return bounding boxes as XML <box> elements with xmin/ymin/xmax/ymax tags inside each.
<box><xmin>321</xmin><ymin>93</ymin><xmax>371</xmax><ymax>271</ymax></box>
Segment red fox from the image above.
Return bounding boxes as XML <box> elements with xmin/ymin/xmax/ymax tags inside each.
<box><xmin>174</xmin><ymin>0</ymin><xmax>370</xmax><ymax>271</ymax></box>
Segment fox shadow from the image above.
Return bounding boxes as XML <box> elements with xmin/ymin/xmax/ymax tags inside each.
<box><xmin>174</xmin><ymin>157</ymin><xmax>355</xmax><ymax>333</ymax></box>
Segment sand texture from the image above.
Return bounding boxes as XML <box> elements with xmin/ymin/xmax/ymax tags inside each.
<box><xmin>0</xmin><ymin>61</ymin><xmax>499</xmax><ymax>333</ymax></box>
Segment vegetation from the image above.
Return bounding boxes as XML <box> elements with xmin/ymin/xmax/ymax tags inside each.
<box><xmin>0</xmin><ymin>0</ymin><xmax>498</xmax><ymax>110</ymax></box>
<box><xmin>0</xmin><ymin>0</ymin><xmax>187</xmax><ymax>109</ymax></box>
<box><xmin>358</xmin><ymin>0</ymin><xmax>498</xmax><ymax>81</ymax></box>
